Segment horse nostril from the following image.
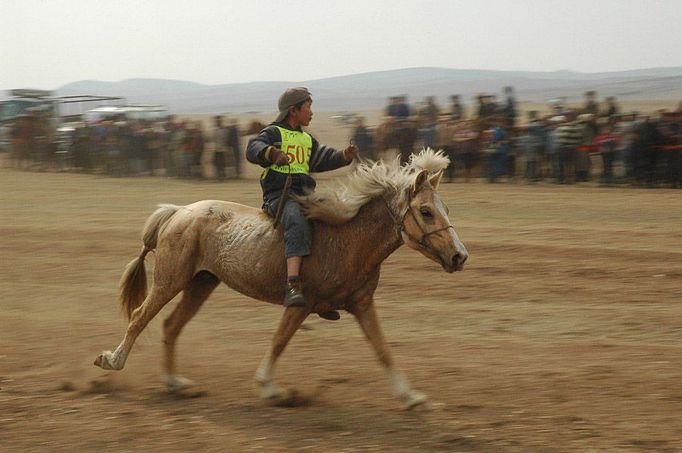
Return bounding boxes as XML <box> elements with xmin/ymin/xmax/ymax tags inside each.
<box><xmin>452</xmin><ymin>252</ymin><xmax>468</xmax><ymax>267</ymax></box>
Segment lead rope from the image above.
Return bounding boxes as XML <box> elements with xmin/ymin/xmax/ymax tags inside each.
<box><xmin>272</xmin><ymin>162</ymin><xmax>292</xmax><ymax>229</ymax></box>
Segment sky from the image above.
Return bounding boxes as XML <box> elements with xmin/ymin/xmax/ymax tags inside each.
<box><xmin>2</xmin><ymin>0</ymin><xmax>682</xmax><ymax>90</ymax></box>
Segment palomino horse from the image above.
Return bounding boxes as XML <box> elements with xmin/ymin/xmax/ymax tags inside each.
<box><xmin>93</xmin><ymin>149</ymin><xmax>468</xmax><ymax>409</ymax></box>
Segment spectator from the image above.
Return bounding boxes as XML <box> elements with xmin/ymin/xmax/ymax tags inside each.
<box><xmin>176</xmin><ymin>121</ymin><xmax>193</xmax><ymax>178</ymax></box>
<box><xmin>583</xmin><ymin>91</ymin><xmax>599</xmax><ymax>115</ymax></box>
<box><xmin>213</xmin><ymin>116</ymin><xmax>227</xmax><ymax>180</ymax></box>
<box><xmin>549</xmin><ymin>97</ymin><xmax>568</xmax><ymax>116</ymax></box>
<box><xmin>386</xmin><ymin>95</ymin><xmax>417</xmax><ymax>164</ymax></box>
<box><xmin>129</xmin><ymin>121</ymin><xmax>146</xmax><ymax>175</ymax></box>
<box><xmin>190</xmin><ymin>122</ymin><xmax>206</xmax><ymax>178</ymax></box>
<box><xmin>507</xmin><ymin>127</ymin><xmax>520</xmax><ymax>181</ymax></box>
<box><xmin>518</xmin><ymin>125</ymin><xmax>540</xmax><ymax>182</ymax></box>
<box><xmin>576</xmin><ymin>114</ymin><xmax>596</xmax><ymax>182</ymax></box>
<box><xmin>638</xmin><ymin>116</ymin><xmax>664</xmax><ymax>186</ymax></box>
<box><xmin>384</xmin><ymin>96</ymin><xmax>395</xmax><ymax>117</ymax></box>
<box><xmin>227</xmin><ymin>118</ymin><xmax>242</xmax><ymax>177</ymax></box>
<box><xmin>73</xmin><ymin>122</ymin><xmax>92</xmax><ymax>172</ymax></box>
<box><xmin>146</xmin><ymin>122</ymin><xmax>163</xmax><ymax>175</ymax></box>
<box><xmin>11</xmin><ymin>115</ymin><xmax>32</xmax><ymax>169</ymax></box>
<box><xmin>602</xmin><ymin>96</ymin><xmax>620</xmax><ymax>119</ymax></box>
<box><xmin>386</xmin><ymin>95</ymin><xmax>410</xmax><ymax>120</ymax></box>
<box><xmin>418</xmin><ymin>96</ymin><xmax>440</xmax><ymax>150</ymax></box>
<box><xmin>545</xmin><ymin>116</ymin><xmax>564</xmax><ymax>181</ymax></box>
<box><xmin>449</xmin><ymin>95</ymin><xmax>465</xmax><ymax>121</ymax></box>
<box><xmin>527</xmin><ymin>111</ymin><xmax>547</xmax><ymax>178</ymax></box>
<box><xmin>485</xmin><ymin>117</ymin><xmax>508</xmax><ymax>183</ymax></box>
<box><xmin>104</xmin><ymin>121</ymin><xmax>125</xmax><ymax>176</ymax></box>
<box><xmin>555</xmin><ymin>111</ymin><xmax>583</xmax><ymax>184</ymax></box>
<box><xmin>594</xmin><ymin>124</ymin><xmax>618</xmax><ymax>185</ymax></box>
<box><xmin>666</xmin><ymin>113</ymin><xmax>682</xmax><ymax>187</ymax></box>
<box><xmin>436</xmin><ymin>115</ymin><xmax>455</xmax><ymax>181</ymax></box>
<box><xmin>164</xmin><ymin>117</ymin><xmax>181</xmax><ymax>177</ymax></box>
<box><xmin>452</xmin><ymin>120</ymin><xmax>479</xmax><ymax>183</ymax></box>
<box><xmin>477</xmin><ymin>94</ymin><xmax>498</xmax><ymax>134</ymax></box>
<box><xmin>502</xmin><ymin>86</ymin><xmax>517</xmax><ymax>128</ymax></box>
<box><xmin>614</xmin><ymin>113</ymin><xmax>637</xmax><ymax>180</ymax></box>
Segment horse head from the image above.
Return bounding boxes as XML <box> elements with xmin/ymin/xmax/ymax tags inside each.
<box><xmin>399</xmin><ymin>167</ymin><xmax>468</xmax><ymax>273</ymax></box>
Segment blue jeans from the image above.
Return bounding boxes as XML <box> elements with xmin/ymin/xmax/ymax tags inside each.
<box><xmin>264</xmin><ymin>197</ymin><xmax>311</xmax><ymax>258</ymax></box>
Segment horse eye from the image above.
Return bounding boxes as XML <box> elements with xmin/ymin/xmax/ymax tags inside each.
<box><xmin>420</xmin><ymin>208</ymin><xmax>433</xmax><ymax>219</ymax></box>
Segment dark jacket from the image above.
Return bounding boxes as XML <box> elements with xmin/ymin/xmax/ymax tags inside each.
<box><xmin>246</xmin><ymin>122</ymin><xmax>349</xmax><ymax>202</ymax></box>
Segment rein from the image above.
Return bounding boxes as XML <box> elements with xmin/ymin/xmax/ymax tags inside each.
<box><xmin>382</xmin><ymin>189</ymin><xmax>454</xmax><ymax>250</ymax></box>
<box><xmin>272</xmin><ymin>163</ymin><xmax>292</xmax><ymax>229</ymax></box>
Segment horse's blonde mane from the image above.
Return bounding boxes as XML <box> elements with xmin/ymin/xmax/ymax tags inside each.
<box><xmin>298</xmin><ymin>148</ymin><xmax>449</xmax><ymax>224</ymax></box>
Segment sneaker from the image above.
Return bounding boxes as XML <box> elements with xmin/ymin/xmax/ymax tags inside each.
<box><xmin>318</xmin><ymin>311</ymin><xmax>340</xmax><ymax>321</ymax></box>
<box><xmin>284</xmin><ymin>282</ymin><xmax>306</xmax><ymax>307</ymax></box>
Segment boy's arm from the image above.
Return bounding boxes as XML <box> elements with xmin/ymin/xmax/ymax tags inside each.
<box><xmin>308</xmin><ymin>136</ymin><xmax>353</xmax><ymax>172</ymax></box>
<box><xmin>246</xmin><ymin>126</ymin><xmax>282</xmax><ymax>168</ymax></box>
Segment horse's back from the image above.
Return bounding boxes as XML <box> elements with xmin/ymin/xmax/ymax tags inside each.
<box><xmin>157</xmin><ymin>199</ymin><xmax>274</xmax><ymax>248</ymax></box>
<box><xmin>184</xmin><ymin>199</ymin><xmax>264</xmax><ymax>217</ymax></box>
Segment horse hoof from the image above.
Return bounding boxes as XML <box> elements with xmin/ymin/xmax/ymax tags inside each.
<box><xmin>164</xmin><ymin>374</ymin><xmax>194</xmax><ymax>392</ymax></box>
<box><xmin>261</xmin><ymin>384</ymin><xmax>289</xmax><ymax>401</ymax></box>
<box><xmin>264</xmin><ymin>388</ymin><xmax>308</xmax><ymax>407</ymax></box>
<box><xmin>402</xmin><ymin>391</ymin><xmax>428</xmax><ymax>410</ymax></box>
<box><xmin>93</xmin><ymin>351</ymin><xmax>119</xmax><ymax>370</ymax></box>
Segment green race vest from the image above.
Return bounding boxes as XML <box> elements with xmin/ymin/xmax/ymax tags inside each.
<box><xmin>266</xmin><ymin>126</ymin><xmax>313</xmax><ymax>175</ymax></box>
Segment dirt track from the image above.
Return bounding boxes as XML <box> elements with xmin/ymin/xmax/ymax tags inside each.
<box><xmin>1</xmin><ymin>164</ymin><xmax>682</xmax><ymax>452</ymax></box>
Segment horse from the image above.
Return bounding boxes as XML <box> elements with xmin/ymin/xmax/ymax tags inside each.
<box><xmin>374</xmin><ymin>120</ymin><xmax>396</xmax><ymax>154</ymax></box>
<box><xmin>93</xmin><ymin>149</ymin><xmax>469</xmax><ymax>409</ymax></box>
<box><xmin>374</xmin><ymin>118</ymin><xmax>419</xmax><ymax>165</ymax></box>
<box><xmin>244</xmin><ymin>120</ymin><xmax>267</xmax><ymax>136</ymax></box>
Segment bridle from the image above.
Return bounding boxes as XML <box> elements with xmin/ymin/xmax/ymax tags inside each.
<box><xmin>383</xmin><ymin>188</ymin><xmax>455</xmax><ymax>251</ymax></box>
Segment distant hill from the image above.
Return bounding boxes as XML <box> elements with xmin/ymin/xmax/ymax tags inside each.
<box><xmin>54</xmin><ymin>67</ymin><xmax>682</xmax><ymax>113</ymax></box>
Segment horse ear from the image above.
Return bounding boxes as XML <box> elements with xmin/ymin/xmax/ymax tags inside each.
<box><xmin>412</xmin><ymin>169</ymin><xmax>429</xmax><ymax>195</ymax></box>
<box><xmin>429</xmin><ymin>169</ymin><xmax>444</xmax><ymax>190</ymax></box>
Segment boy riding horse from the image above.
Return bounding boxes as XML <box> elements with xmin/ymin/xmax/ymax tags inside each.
<box><xmin>246</xmin><ymin>87</ymin><xmax>359</xmax><ymax>320</ymax></box>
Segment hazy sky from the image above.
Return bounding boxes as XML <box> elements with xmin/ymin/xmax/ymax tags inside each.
<box><xmin>3</xmin><ymin>0</ymin><xmax>682</xmax><ymax>89</ymax></box>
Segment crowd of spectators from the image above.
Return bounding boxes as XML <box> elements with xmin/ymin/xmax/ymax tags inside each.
<box><xmin>354</xmin><ymin>89</ymin><xmax>682</xmax><ymax>187</ymax></box>
<box><xmin>4</xmin><ymin>90</ymin><xmax>682</xmax><ymax>188</ymax></box>
<box><xmin>5</xmin><ymin>114</ymin><xmax>242</xmax><ymax>180</ymax></box>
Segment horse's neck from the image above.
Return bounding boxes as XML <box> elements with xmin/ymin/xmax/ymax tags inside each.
<box><xmin>336</xmin><ymin>196</ymin><xmax>403</xmax><ymax>273</ymax></box>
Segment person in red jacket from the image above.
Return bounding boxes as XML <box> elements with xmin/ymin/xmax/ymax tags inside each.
<box><xmin>594</xmin><ymin>124</ymin><xmax>618</xmax><ymax>185</ymax></box>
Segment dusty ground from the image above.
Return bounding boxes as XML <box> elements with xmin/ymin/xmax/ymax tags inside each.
<box><xmin>1</xmin><ymin>159</ymin><xmax>682</xmax><ymax>452</ymax></box>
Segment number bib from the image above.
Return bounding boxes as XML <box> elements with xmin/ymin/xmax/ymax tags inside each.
<box><xmin>268</xmin><ymin>126</ymin><xmax>313</xmax><ymax>175</ymax></box>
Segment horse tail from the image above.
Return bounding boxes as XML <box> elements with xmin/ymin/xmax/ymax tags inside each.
<box><xmin>119</xmin><ymin>204</ymin><xmax>180</xmax><ymax>320</ymax></box>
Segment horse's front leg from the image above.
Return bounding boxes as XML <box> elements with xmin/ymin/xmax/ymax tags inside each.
<box><xmin>350</xmin><ymin>301</ymin><xmax>427</xmax><ymax>410</ymax></box>
<box><xmin>255</xmin><ymin>306</ymin><xmax>310</xmax><ymax>402</ymax></box>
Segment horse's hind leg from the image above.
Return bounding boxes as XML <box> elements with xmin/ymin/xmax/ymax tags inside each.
<box><xmin>94</xmin><ymin>282</ymin><xmax>183</xmax><ymax>371</ymax></box>
<box><xmin>162</xmin><ymin>271</ymin><xmax>219</xmax><ymax>391</ymax></box>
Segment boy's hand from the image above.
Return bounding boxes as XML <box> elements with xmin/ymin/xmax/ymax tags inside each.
<box><xmin>267</xmin><ymin>146</ymin><xmax>289</xmax><ymax>166</ymax></box>
<box><xmin>343</xmin><ymin>144</ymin><xmax>359</xmax><ymax>161</ymax></box>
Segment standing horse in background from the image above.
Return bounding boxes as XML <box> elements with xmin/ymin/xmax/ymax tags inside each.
<box><xmin>374</xmin><ymin>120</ymin><xmax>396</xmax><ymax>156</ymax></box>
<box><xmin>93</xmin><ymin>149</ymin><xmax>468</xmax><ymax>409</ymax></box>
<box><xmin>244</xmin><ymin>120</ymin><xmax>267</xmax><ymax>136</ymax></box>
<box><xmin>375</xmin><ymin>118</ymin><xmax>419</xmax><ymax>164</ymax></box>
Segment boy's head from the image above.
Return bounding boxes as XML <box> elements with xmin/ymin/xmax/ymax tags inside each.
<box><xmin>275</xmin><ymin>87</ymin><xmax>313</xmax><ymax>124</ymax></box>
